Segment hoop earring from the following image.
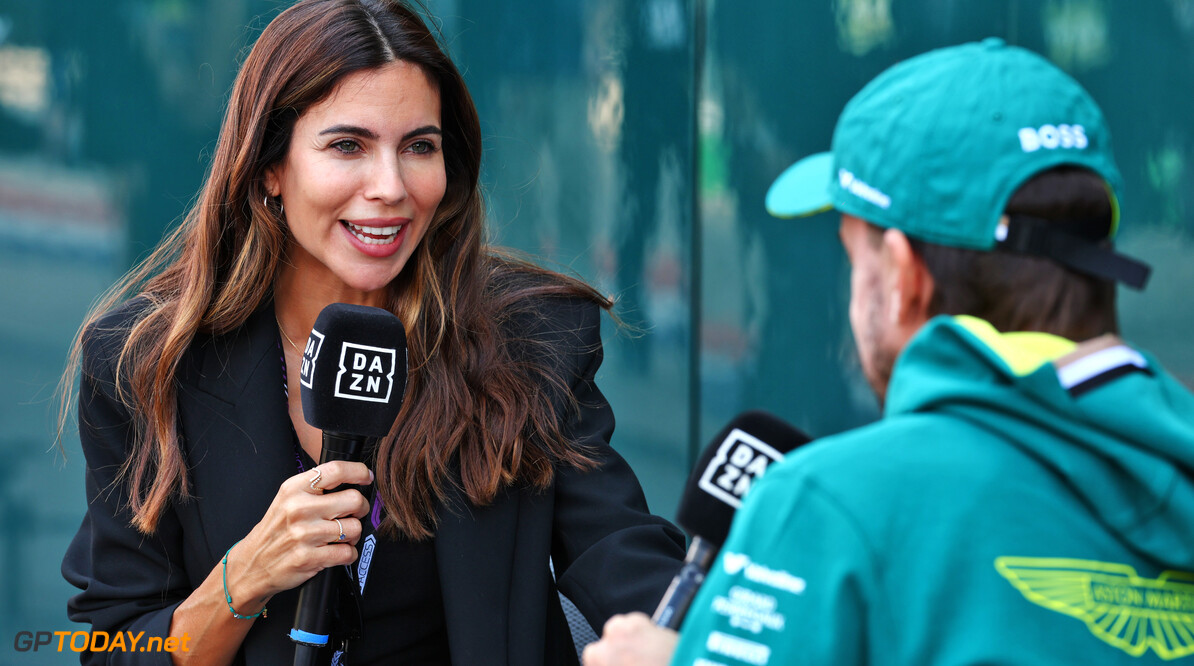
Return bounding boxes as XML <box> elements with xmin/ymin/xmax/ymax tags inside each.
<box><xmin>263</xmin><ymin>196</ymin><xmax>284</xmax><ymax>217</ymax></box>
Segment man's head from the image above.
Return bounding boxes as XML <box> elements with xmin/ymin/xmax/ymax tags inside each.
<box><xmin>767</xmin><ymin>39</ymin><xmax>1150</xmax><ymax>401</ymax></box>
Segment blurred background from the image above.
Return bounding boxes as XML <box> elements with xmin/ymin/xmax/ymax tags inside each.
<box><xmin>2</xmin><ymin>0</ymin><xmax>1192</xmax><ymax>658</ymax></box>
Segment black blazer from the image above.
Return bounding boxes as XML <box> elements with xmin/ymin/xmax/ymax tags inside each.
<box><xmin>63</xmin><ymin>296</ymin><xmax>685</xmax><ymax>665</ymax></box>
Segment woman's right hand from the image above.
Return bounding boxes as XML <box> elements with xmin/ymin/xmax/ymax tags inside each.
<box><xmin>223</xmin><ymin>461</ymin><xmax>374</xmax><ymax>611</ymax></box>
<box><xmin>166</xmin><ymin>461</ymin><xmax>373</xmax><ymax>664</ymax></box>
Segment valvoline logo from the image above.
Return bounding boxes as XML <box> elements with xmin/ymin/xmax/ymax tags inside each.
<box><xmin>720</xmin><ymin>551</ymin><xmax>807</xmax><ymax>596</ymax></box>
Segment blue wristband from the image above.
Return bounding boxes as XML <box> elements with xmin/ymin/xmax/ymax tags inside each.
<box><xmin>289</xmin><ymin>628</ymin><xmax>330</xmax><ymax>646</ymax></box>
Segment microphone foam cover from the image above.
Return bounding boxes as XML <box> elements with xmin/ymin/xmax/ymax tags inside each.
<box><xmin>298</xmin><ymin>303</ymin><xmax>408</xmax><ymax>437</ymax></box>
<box><xmin>676</xmin><ymin>410</ymin><xmax>812</xmax><ymax>547</ymax></box>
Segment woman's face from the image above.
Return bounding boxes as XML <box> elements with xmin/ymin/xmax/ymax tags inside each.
<box><xmin>267</xmin><ymin>60</ymin><xmax>446</xmax><ymax>297</ymax></box>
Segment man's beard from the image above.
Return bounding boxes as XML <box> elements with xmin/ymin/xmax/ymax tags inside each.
<box><xmin>857</xmin><ymin>284</ymin><xmax>897</xmax><ymax>409</ymax></box>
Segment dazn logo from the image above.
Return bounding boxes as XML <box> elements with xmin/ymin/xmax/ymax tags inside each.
<box><xmin>334</xmin><ymin>343</ymin><xmax>398</xmax><ymax>403</ymax></box>
<box><xmin>299</xmin><ymin>330</ymin><xmax>326</xmax><ymax>389</ymax></box>
<box><xmin>697</xmin><ymin>429</ymin><xmax>785</xmax><ymax>509</ymax></box>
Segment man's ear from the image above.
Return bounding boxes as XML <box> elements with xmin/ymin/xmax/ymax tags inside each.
<box><xmin>881</xmin><ymin>228</ymin><xmax>935</xmax><ymax>329</ymax></box>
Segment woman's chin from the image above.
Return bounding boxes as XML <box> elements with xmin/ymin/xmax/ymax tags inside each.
<box><xmin>345</xmin><ymin>277</ymin><xmax>397</xmax><ymax>300</ymax></box>
<box><xmin>312</xmin><ymin>268</ymin><xmax>399</xmax><ymax>303</ymax></box>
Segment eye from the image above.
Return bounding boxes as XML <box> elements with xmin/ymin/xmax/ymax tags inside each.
<box><xmin>407</xmin><ymin>139</ymin><xmax>439</xmax><ymax>155</ymax></box>
<box><xmin>330</xmin><ymin>139</ymin><xmax>362</xmax><ymax>154</ymax></box>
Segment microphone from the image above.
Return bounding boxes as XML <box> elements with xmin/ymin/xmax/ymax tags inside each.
<box><xmin>652</xmin><ymin>410</ymin><xmax>811</xmax><ymax>630</ymax></box>
<box><xmin>290</xmin><ymin>303</ymin><xmax>407</xmax><ymax>666</ymax></box>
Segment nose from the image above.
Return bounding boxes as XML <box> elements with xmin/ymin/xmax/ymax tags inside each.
<box><xmin>363</xmin><ymin>152</ymin><xmax>408</xmax><ymax>205</ymax></box>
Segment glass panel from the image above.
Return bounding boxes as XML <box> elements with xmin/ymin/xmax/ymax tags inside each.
<box><xmin>699</xmin><ymin>0</ymin><xmax>1194</xmax><ymax>445</ymax></box>
<box><xmin>0</xmin><ymin>0</ymin><xmax>282</xmax><ymax>653</ymax></box>
<box><xmin>446</xmin><ymin>0</ymin><xmax>696</xmax><ymax>518</ymax></box>
<box><xmin>1</xmin><ymin>1</ymin><xmax>696</xmax><ymax>649</ymax></box>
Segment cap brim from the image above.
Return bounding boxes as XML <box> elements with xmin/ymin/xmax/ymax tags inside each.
<box><xmin>765</xmin><ymin>152</ymin><xmax>836</xmax><ymax>218</ymax></box>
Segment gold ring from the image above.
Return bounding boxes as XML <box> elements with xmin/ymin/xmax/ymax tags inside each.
<box><xmin>308</xmin><ymin>468</ymin><xmax>323</xmax><ymax>491</ymax></box>
<box><xmin>333</xmin><ymin>518</ymin><xmax>346</xmax><ymax>542</ymax></box>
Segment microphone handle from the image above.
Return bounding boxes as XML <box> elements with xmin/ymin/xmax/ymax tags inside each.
<box><xmin>291</xmin><ymin>432</ymin><xmax>370</xmax><ymax>666</ymax></box>
<box><xmin>316</xmin><ymin>431</ymin><xmax>372</xmax><ymax>495</ymax></box>
<box><xmin>651</xmin><ymin>536</ymin><xmax>720</xmax><ymax>630</ymax></box>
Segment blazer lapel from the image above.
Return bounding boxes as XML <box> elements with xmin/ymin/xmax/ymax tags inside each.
<box><xmin>177</xmin><ymin>301</ymin><xmax>295</xmax><ymax>562</ymax></box>
<box><xmin>435</xmin><ymin>477</ymin><xmax>520</xmax><ymax>666</ymax></box>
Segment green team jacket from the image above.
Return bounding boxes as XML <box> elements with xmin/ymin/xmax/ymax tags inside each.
<box><xmin>671</xmin><ymin>315</ymin><xmax>1194</xmax><ymax>665</ymax></box>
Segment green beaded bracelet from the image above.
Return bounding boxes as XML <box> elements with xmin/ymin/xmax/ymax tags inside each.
<box><xmin>222</xmin><ymin>540</ymin><xmax>267</xmax><ymax>620</ymax></box>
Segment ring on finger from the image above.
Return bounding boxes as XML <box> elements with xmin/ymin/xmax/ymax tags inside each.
<box><xmin>308</xmin><ymin>468</ymin><xmax>323</xmax><ymax>491</ymax></box>
<box><xmin>333</xmin><ymin>518</ymin><xmax>347</xmax><ymax>542</ymax></box>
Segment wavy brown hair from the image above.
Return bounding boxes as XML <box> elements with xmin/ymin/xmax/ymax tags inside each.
<box><xmin>59</xmin><ymin>0</ymin><xmax>608</xmax><ymax>538</ymax></box>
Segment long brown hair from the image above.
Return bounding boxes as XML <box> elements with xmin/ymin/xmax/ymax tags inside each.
<box><xmin>60</xmin><ymin>0</ymin><xmax>608</xmax><ymax>537</ymax></box>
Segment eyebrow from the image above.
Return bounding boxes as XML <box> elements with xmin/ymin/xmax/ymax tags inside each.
<box><xmin>318</xmin><ymin>124</ymin><xmax>443</xmax><ymax>141</ymax></box>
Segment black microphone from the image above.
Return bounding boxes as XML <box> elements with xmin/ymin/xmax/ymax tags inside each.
<box><xmin>290</xmin><ymin>303</ymin><xmax>407</xmax><ymax>666</ymax></box>
<box><xmin>652</xmin><ymin>410</ymin><xmax>811</xmax><ymax>629</ymax></box>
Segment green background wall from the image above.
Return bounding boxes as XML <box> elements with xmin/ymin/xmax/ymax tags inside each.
<box><xmin>1</xmin><ymin>0</ymin><xmax>1191</xmax><ymax>659</ymax></box>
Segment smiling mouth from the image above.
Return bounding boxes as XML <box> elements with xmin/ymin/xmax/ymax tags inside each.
<box><xmin>343</xmin><ymin>221</ymin><xmax>403</xmax><ymax>245</ymax></box>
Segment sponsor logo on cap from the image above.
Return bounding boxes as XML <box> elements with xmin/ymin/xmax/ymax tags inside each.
<box><xmin>839</xmin><ymin>168</ymin><xmax>892</xmax><ymax>209</ymax></box>
<box><xmin>1018</xmin><ymin>124</ymin><xmax>1088</xmax><ymax>152</ymax></box>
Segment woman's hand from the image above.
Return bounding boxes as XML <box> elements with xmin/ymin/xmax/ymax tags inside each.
<box><xmin>167</xmin><ymin>461</ymin><xmax>374</xmax><ymax>665</ymax></box>
<box><xmin>582</xmin><ymin>613</ymin><xmax>678</xmax><ymax>666</ymax></box>
<box><xmin>224</xmin><ymin>461</ymin><xmax>374</xmax><ymax>612</ymax></box>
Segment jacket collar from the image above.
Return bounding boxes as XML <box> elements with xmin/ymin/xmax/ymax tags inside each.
<box><xmin>177</xmin><ymin>298</ymin><xmax>295</xmax><ymax>556</ymax></box>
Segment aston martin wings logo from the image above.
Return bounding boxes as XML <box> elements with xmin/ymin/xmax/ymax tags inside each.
<box><xmin>995</xmin><ymin>557</ymin><xmax>1194</xmax><ymax>661</ymax></box>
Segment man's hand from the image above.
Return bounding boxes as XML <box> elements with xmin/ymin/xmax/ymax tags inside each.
<box><xmin>583</xmin><ymin>613</ymin><xmax>679</xmax><ymax>666</ymax></box>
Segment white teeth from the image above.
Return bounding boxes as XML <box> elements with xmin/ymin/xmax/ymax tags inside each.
<box><xmin>345</xmin><ymin>222</ymin><xmax>403</xmax><ymax>245</ymax></box>
<box><xmin>349</xmin><ymin>223</ymin><xmax>401</xmax><ymax>235</ymax></box>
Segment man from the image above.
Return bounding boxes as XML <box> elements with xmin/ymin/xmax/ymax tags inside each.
<box><xmin>585</xmin><ymin>39</ymin><xmax>1194</xmax><ymax>665</ymax></box>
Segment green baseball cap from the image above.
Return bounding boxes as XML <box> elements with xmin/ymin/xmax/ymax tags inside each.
<box><xmin>767</xmin><ymin>38</ymin><xmax>1150</xmax><ymax>288</ymax></box>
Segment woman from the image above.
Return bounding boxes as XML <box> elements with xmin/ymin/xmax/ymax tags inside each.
<box><xmin>60</xmin><ymin>1</ymin><xmax>685</xmax><ymax>664</ymax></box>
